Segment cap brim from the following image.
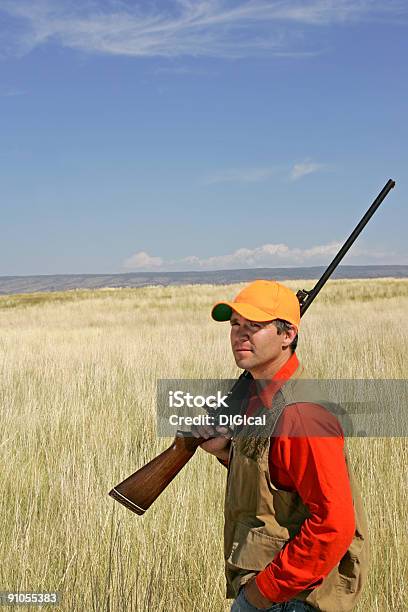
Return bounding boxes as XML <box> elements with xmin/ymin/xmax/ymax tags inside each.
<box><xmin>211</xmin><ymin>302</ymin><xmax>279</xmax><ymax>322</ymax></box>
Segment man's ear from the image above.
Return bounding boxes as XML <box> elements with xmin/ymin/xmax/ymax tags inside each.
<box><xmin>282</xmin><ymin>326</ymin><xmax>297</xmax><ymax>347</ymax></box>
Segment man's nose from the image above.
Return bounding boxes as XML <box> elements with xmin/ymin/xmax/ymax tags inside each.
<box><xmin>238</xmin><ymin>326</ymin><xmax>250</xmax><ymax>340</ymax></box>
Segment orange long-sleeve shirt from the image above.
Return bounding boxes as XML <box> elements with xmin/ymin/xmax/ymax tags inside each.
<box><xmin>226</xmin><ymin>353</ymin><xmax>356</xmax><ymax>603</ymax></box>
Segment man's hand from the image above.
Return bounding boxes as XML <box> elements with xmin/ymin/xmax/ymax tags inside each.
<box><xmin>191</xmin><ymin>424</ymin><xmax>232</xmax><ymax>462</ymax></box>
<box><xmin>244</xmin><ymin>577</ymin><xmax>275</xmax><ymax>609</ymax></box>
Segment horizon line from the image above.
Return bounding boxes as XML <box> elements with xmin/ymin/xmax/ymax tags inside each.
<box><xmin>1</xmin><ymin>263</ymin><xmax>408</xmax><ymax>280</ymax></box>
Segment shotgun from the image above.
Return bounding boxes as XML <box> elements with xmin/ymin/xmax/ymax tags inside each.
<box><xmin>109</xmin><ymin>179</ymin><xmax>396</xmax><ymax>515</ymax></box>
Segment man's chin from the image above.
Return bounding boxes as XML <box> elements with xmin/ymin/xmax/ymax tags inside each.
<box><xmin>234</xmin><ymin>355</ymin><xmax>254</xmax><ymax>368</ymax></box>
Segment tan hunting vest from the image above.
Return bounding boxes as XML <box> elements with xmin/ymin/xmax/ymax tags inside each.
<box><xmin>224</xmin><ymin>366</ymin><xmax>369</xmax><ymax>611</ymax></box>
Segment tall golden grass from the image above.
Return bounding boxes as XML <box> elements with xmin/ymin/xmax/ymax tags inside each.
<box><xmin>0</xmin><ymin>279</ymin><xmax>407</xmax><ymax>611</ymax></box>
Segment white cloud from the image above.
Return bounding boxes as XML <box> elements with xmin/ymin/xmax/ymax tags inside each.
<box><xmin>0</xmin><ymin>0</ymin><xmax>406</xmax><ymax>59</ymax></box>
<box><xmin>123</xmin><ymin>251</ymin><xmax>163</xmax><ymax>269</ymax></box>
<box><xmin>122</xmin><ymin>241</ymin><xmax>395</xmax><ymax>272</ymax></box>
<box><xmin>290</xmin><ymin>160</ymin><xmax>324</xmax><ymax>181</ymax></box>
<box><xmin>204</xmin><ymin>160</ymin><xmax>325</xmax><ymax>184</ymax></box>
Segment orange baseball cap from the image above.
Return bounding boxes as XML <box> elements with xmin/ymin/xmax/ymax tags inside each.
<box><xmin>211</xmin><ymin>280</ymin><xmax>300</xmax><ymax>328</ymax></box>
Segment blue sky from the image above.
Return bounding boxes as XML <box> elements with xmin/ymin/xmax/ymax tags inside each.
<box><xmin>1</xmin><ymin>0</ymin><xmax>407</xmax><ymax>275</ymax></box>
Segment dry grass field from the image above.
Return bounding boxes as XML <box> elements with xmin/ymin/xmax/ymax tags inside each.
<box><xmin>0</xmin><ymin>278</ymin><xmax>407</xmax><ymax>611</ymax></box>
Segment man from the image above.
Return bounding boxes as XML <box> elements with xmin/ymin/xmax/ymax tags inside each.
<box><xmin>193</xmin><ymin>280</ymin><xmax>369</xmax><ymax>612</ymax></box>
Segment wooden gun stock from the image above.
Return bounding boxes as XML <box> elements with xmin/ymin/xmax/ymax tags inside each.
<box><xmin>109</xmin><ymin>434</ymin><xmax>204</xmax><ymax>515</ymax></box>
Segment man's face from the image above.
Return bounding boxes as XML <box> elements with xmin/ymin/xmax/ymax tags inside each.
<box><xmin>229</xmin><ymin>312</ymin><xmax>294</xmax><ymax>375</ymax></box>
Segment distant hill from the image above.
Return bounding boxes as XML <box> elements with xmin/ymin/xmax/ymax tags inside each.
<box><xmin>0</xmin><ymin>265</ymin><xmax>407</xmax><ymax>295</ymax></box>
